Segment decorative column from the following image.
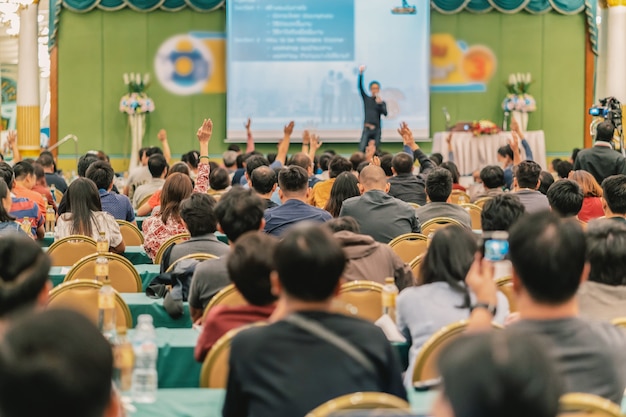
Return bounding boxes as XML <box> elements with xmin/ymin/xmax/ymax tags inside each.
<box><xmin>606</xmin><ymin>0</ymin><xmax>626</xmax><ymax>102</ymax></box>
<box><xmin>17</xmin><ymin>1</ymin><xmax>40</xmax><ymax>158</ymax></box>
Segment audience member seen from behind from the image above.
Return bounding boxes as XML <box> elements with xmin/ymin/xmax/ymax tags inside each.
<box><xmin>55</xmin><ymin>178</ymin><xmax>125</xmax><ymax>254</ymax></box>
<box><xmin>480</xmin><ymin>194</ymin><xmax>526</xmax><ymax>233</ymax></box>
<box><xmin>465</xmin><ymin>212</ymin><xmax>626</xmax><ymax>403</ymax></box>
<box><xmin>324</xmin><ymin>172</ymin><xmax>361</xmax><ymax>218</ymax></box>
<box><xmin>470</xmin><ymin>165</ymin><xmax>505</xmax><ymax>203</ymax></box>
<box><xmin>512</xmin><ymin>161</ymin><xmax>550</xmax><ymax>214</ymax></box>
<box><xmin>569</xmin><ymin>170</ymin><xmax>605</xmax><ymax>222</ymax></box>
<box><xmin>309</xmin><ymin>155</ymin><xmax>353</xmax><ymax>209</ymax></box>
<box><xmin>340</xmin><ymin>165</ymin><xmax>420</xmax><ymax>243</ymax></box>
<box><xmin>0</xmin><ymin>235</ymin><xmax>51</xmax><ymax>335</ymax></box>
<box><xmin>36</xmin><ymin>151</ymin><xmax>67</xmax><ymax>193</ymax></box>
<box><xmin>189</xmin><ymin>187</ymin><xmax>266</xmax><ymax>322</ymax></box>
<box><xmin>160</xmin><ymin>193</ymin><xmax>230</xmax><ymax>272</ymax></box>
<box><xmin>0</xmin><ymin>179</ymin><xmax>22</xmax><ymax>235</ymax></box>
<box><xmin>133</xmin><ymin>154</ymin><xmax>168</xmax><ymax>209</ymax></box>
<box><xmin>538</xmin><ymin>171</ymin><xmax>555</xmax><ymax>195</ymax></box>
<box><xmin>387</xmin><ymin>152</ymin><xmax>427</xmax><ymax>206</ymax></box>
<box><xmin>432</xmin><ymin>331</ymin><xmax>562</xmax><ymax>417</ymax></box>
<box><xmin>0</xmin><ymin>162</ymin><xmax>44</xmax><ymax>239</ymax></box>
<box><xmin>0</xmin><ymin>309</ymin><xmax>121</xmax><ymax>417</ymax></box>
<box><xmin>208</xmin><ymin>167</ymin><xmax>231</xmax><ymax>198</ymax></box>
<box><xmin>326</xmin><ymin>217</ymin><xmax>414</xmax><ymax>289</ymax></box>
<box><xmin>578</xmin><ymin>219</ymin><xmax>626</xmax><ymax>322</ymax></box>
<box><xmin>415</xmin><ymin>168</ymin><xmax>472</xmax><ymax>229</ymax></box>
<box><xmin>264</xmin><ymin>166</ymin><xmax>332</xmax><ymax>237</ymax></box>
<box><xmin>136</xmin><ymin>161</ymin><xmax>191</xmax><ymax>217</ymax></box>
<box><xmin>31</xmin><ymin>162</ymin><xmax>56</xmax><ymax>211</ymax></box>
<box><xmin>556</xmin><ymin>160</ymin><xmax>573</xmax><ymax>179</ymax></box>
<box><xmin>222</xmin><ymin>225</ymin><xmax>407</xmax><ymax>417</ymax></box>
<box><xmin>195</xmin><ymin>231</ymin><xmax>278</xmax><ymax>362</ymax></box>
<box><xmin>86</xmin><ymin>161</ymin><xmax>135</xmax><ymax>223</ymax></box>
<box><xmin>574</xmin><ymin>121</ymin><xmax>626</xmax><ymax>184</ymax></box>
<box><xmin>440</xmin><ymin>161</ymin><xmax>466</xmax><ymax>192</ymax></box>
<box><xmin>250</xmin><ymin>166</ymin><xmax>278</xmax><ymax>210</ymax></box>
<box><xmin>546</xmin><ymin>180</ymin><xmax>584</xmax><ymax>219</ymax></box>
<box><xmin>12</xmin><ymin>161</ymin><xmax>46</xmax><ymax>217</ymax></box>
<box><xmin>397</xmin><ymin>225</ymin><xmax>509</xmax><ymax>386</ymax></box>
<box><xmin>600</xmin><ymin>174</ymin><xmax>626</xmax><ymax>224</ymax></box>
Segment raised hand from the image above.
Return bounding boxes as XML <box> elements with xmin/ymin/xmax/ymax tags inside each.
<box><xmin>244</xmin><ymin>118</ymin><xmax>251</xmax><ymax>131</ymax></box>
<box><xmin>509</xmin><ymin>131</ymin><xmax>520</xmax><ymax>154</ymax></box>
<box><xmin>371</xmin><ymin>155</ymin><xmax>381</xmax><ymax>167</ymax></box>
<box><xmin>196</xmin><ymin>119</ymin><xmax>213</xmax><ymax>144</ymax></box>
<box><xmin>465</xmin><ymin>254</ymin><xmax>497</xmax><ymax>305</ymax></box>
<box><xmin>283</xmin><ymin>121</ymin><xmax>295</xmax><ymax>137</ymax></box>
<box><xmin>310</xmin><ymin>133</ymin><xmax>323</xmax><ymax>153</ymax></box>
<box><xmin>365</xmin><ymin>140</ymin><xmax>376</xmax><ymax>162</ymax></box>
<box><xmin>398</xmin><ymin>122</ymin><xmax>417</xmax><ymax>150</ymax></box>
<box><xmin>157</xmin><ymin>129</ymin><xmax>167</xmax><ymax>142</ymax></box>
<box><xmin>359</xmin><ymin>65</ymin><xmax>366</xmax><ymax>74</ymax></box>
<box><xmin>302</xmin><ymin>129</ymin><xmax>310</xmax><ymax>146</ymax></box>
<box><xmin>7</xmin><ymin>130</ymin><xmax>16</xmax><ymax>146</ymax></box>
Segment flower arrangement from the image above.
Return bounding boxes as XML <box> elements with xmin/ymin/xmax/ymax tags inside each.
<box><xmin>470</xmin><ymin>120</ymin><xmax>500</xmax><ymax>136</ymax></box>
<box><xmin>502</xmin><ymin>73</ymin><xmax>536</xmax><ymax>113</ymax></box>
<box><xmin>119</xmin><ymin>73</ymin><xmax>155</xmax><ymax>115</ymax></box>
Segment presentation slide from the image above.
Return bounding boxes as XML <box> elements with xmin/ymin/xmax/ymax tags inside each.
<box><xmin>226</xmin><ymin>0</ymin><xmax>430</xmax><ymax>142</ymax></box>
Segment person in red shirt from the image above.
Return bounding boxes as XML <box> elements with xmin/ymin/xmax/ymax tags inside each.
<box><xmin>194</xmin><ymin>231</ymin><xmax>277</xmax><ymax>362</ymax></box>
<box><xmin>12</xmin><ymin>161</ymin><xmax>47</xmax><ymax>217</ymax></box>
<box><xmin>569</xmin><ymin>170</ymin><xmax>605</xmax><ymax>223</ymax></box>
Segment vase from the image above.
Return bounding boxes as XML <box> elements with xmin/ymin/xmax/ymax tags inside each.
<box><xmin>511</xmin><ymin>110</ymin><xmax>529</xmax><ymax>132</ymax></box>
<box><xmin>128</xmin><ymin>113</ymin><xmax>146</xmax><ymax>170</ymax></box>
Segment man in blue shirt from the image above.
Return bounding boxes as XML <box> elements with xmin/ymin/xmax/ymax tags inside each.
<box><xmin>86</xmin><ymin>161</ymin><xmax>135</xmax><ymax>224</ymax></box>
<box><xmin>264</xmin><ymin>166</ymin><xmax>332</xmax><ymax>237</ymax></box>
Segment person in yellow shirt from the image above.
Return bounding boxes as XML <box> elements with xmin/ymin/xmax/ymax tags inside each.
<box><xmin>309</xmin><ymin>155</ymin><xmax>352</xmax><ymax>208</ymax></box>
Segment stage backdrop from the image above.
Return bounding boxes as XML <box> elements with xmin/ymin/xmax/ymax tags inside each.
<box><xmin>56</xmin><ymin>8</ymin><xmax>586</xmax><ymax>169</ymax></box>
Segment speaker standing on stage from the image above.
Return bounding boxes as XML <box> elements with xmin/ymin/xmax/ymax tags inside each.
<box><xmin>358</xmin><ymin>65</ymin><xmax>387</xmax><ymax>151</ymax></box>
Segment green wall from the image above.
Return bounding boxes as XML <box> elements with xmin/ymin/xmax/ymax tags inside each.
<box><xmin>57</xmin><ymin>9</ymin><xmax>586</xmax><ymax>169</ymax></box>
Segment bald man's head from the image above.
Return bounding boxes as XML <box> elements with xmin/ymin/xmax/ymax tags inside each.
<box><xmin>359</xmin><ymin>165</ymin><xmax>390</xmax><ymax>193</ymax></box>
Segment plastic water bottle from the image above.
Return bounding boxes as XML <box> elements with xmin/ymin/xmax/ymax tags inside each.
<box><xmin>20</xmin><ymin>217</ymin><xmax>31</xmax><ymax>235</ymax></box>
<box><xmin>382</xmin><ymin>277</ymin><xmax>399</xmax><ymax>323</ymax></box>
<box><xmin>97</xmin><ymin>231</ymin><xmax>108</xmax><ymax>254</ymax></box>
<box><xmin>131</xmin><ymin>315</ymin><xmax>158</xmax><ymax>403</ymax></box>
<box><xmin>113</xmin><ymin>326</ymin><xmax>134</xmax><ymax>396</ymax></box>
<box><xmin>45</xmin><ymin>204</ymin><xmax>55</xmax><ymax>233</ymax></box>
<box><xmin>98</xmin><ymin>274</ymin><xmax>116</xmax><ymax>343</ymax></box>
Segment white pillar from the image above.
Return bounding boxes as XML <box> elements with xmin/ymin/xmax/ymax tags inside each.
<box><xmin>606</xmin><ymin>3</ymin><xmax>626</xmax><ymax>102</ymax></box>
<box><xmin>17</xmin><ymin>2</ymin><xmax>40</xmax><ymax>157</ymax></box>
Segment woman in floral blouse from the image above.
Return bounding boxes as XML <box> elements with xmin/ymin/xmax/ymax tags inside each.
<box><xmin>142</xmin><ymin>119</ymin><xmax>213</xmax><ymax>260</ymax></box>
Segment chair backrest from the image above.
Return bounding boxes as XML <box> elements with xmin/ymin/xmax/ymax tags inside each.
<box><xmin>64</xmin><ymin>253</ymin><xmax>143</xmax><ymax>292</ymax></box>
<box><xmin>199</xmin><ymin>322</ymin><xmax>266</xmax><ymax>388</ymax></box>
<box><xmin>48</xmin><ymin>279</ymin><xmax>132</xmax><ymax>328</ymax></box>
<box><xmin>305</xmin><ymin>392</ymin><xmax>412</xmax><ymax>417</ymax></box>
<box><xmin>137</xmin><ymin>193</ymin><xmax>154</xmax><ymax>210</ymax></box>
<box><xmin>154</xmin><ymin>233</ymin><xmax>191</xmax><ymax>264</ymax></box>
<box><xmin>449</xmin><ymin>190</ymin><xmax>471</xmax><ymax>205</ymax></box>
<box><xmin>460</xmin><ymin>203</ymin><xmax>482</xmax><ymax>230</ymax></box>
<box><xmin>47</xmin><ymin>235</ymin><xmax>97</xmax><ymax>267</ymax></box>
<box><xmin>117</xmin><ymin>220</ymin><xmax>144</xmax><ymax>245</ymax></box>
<box><xmin>202</xmin><ymin>283</ymin><xmax>248</xmax><ymax>320</ymax></box>
<box><xmin>420</xmin><ymin>217</ymin><xmax>464</xmax><ymax>237</ymax></box>
<box><xmin>53</xmin><ymin>189</ymin><xmax>64</xmax><ymax>204</ymax></box>
<box><xmin>388</xmin><ymin>233</ymin><xmax>428</xmax><ymax>263</ymax></box>
<box><xmin>473</xmin><ymin>196</ymin><xmax>493</xmax><ymax>209</ymax></box>
<box><xmin>407</xmin><ymin>202</ymin><xmax>420</xmax><ymax>210</ymax></box>
<box><xmin>611</xmin><ymin>317</ymin><xmax>626</xmax><ymax>329</ymax></box>
<box><xmin>412</xmin><ymin>320</ymin><xmax>503</xmax><ymax>384</ymax></box>
<box><xmin>409</xmin><ymin>255</ymin><xmax>423</xmax><ymax>280</ymax></box>
<box><xmin>495</xmin><ymin>276</ymin><xmax>517</xmax><ymax>313</ymax></box>
<box><xmin>334</xmin><ymin>281</ymin><xmax>384</xmax><ymax>322</ymax></box>
<box><xmin>166</xmin><ymin>253</ymin><xmax>218</xmax><ymax>273</ymax></box>
<box><xmin>559</xmin><ymin>393</ymin><xmax>623</xmax><ymax>417</ymax></box>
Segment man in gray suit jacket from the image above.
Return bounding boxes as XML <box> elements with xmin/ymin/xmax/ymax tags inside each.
<box><xmin>415</xmin><ymin>168</ymin><xmax>472</xmax><ymax>229</ymax></box>
<box><xmin>339</xmin><ymin>165</ymin><xmax>420</xmax><ymax>243</ymax></box>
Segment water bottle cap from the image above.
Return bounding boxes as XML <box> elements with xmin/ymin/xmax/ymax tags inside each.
<box><xmin>137</xmin><ymin>314</ymin><xmax>153</xmax><ymax>324</ymax></box>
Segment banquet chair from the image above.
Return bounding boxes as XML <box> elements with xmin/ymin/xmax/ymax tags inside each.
<box><xmin>473</xmin><ymin>197</ymin><xmax>493</xmax><ymax>209</ymax></box>
<box><xmin>409</xmin><ymin>255</ymin><xmax>423</xmax><ymax>280</ymax></box>
<box><xmin>334</xmin><ymin>281</ymin><xmax>384</xmax><ymax>322</ymax></box>
<box><xmin>460</xmin><ymin>203</ymin><xmax>482</xmax><ymax>230</ymax></box>
<box><xmin>64</xmin><ymin>253</ymin><xmax>142</xmax><ymax>293</ymax></box>
<box><xmin>137</xmin><ymin>194</ymin><xmax>154</xmax><ymax>210</ymax></box>
<box><xmin>305</xmin><ymin>392</ymin><xmax>412</xmax><ymax>417</ymax></box>
<box><xmin>412</xmin><ymin>320</ymin><xmax>503</xmax><ymax>385</ymax></box>
<box><xmin>449</xmin><ymin>190</ymin><xmax>471</xmax><ymax>205</ymax></box>
<box><xmin>117</xmin><ymin>220</ymin><xmax>144</xmax><ymax>245</ymax></box>
<box><xmin>154</xmin><ymin>233</ymin><xmax>191</xmax><ymax>264</ymax></box>
<box><xmin>52</xmin><ymin>188</ymin><xmax>64</xmax><ymax>204</ymax></box>
<box><xmin>611</xmin><ymin>317</ymin><xmax>626</xmax><ymax>329</ymax></box>
<box><xmin>48</xmin><ymin>279</ymin><xmax>132</xmax><ymax>328</ymax></box>
<box><xmin>388</xmin><ymin>233</ymin><xmax>428</xmax><ymax>263</ymax></box>
<box><xmin>558</xmin><ymin>393</ymin><xmax>622</xmax><ymax>417</ymax></box>
<box><xmin>407</xmin><ymin>202</ymin><xmax>420</xmax><ymax>210</ymax></box>
<box><xmin>200</xmin><ymin>322</ymin><xmax>267</xmax><ymax>388</ymax></box>
<box><xmin>47</xmin><ymin>235</ymin><xmax>97</xmax><ymax>267</ymax></box>
<box><xmin>202</xmin><ymin>284</ymin><xmax>247</xmax><ymax>320</ymax></box>
<box><xmin>166</xmin><ymin>253</ymin><xmax>218</xmax><ymax>273</ymax></box>
<box><xmin>495</xmin><ymin>276</ymin><xmax>517</xmax><ymax>313</ymax></box>
<box><xmin>420</xmin><ymin>217</ymin><xmax>464</xmax><ymax>237</ymax></box>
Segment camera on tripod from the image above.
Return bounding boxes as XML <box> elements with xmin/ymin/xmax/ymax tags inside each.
<box><xmin>589</xmin><ymin>96</ymin><xmax>624</xmax><ymax>154</ymax></box>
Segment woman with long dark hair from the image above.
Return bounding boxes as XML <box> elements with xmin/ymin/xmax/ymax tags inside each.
<box><xmin>55</xmin><ymin>178</ymin><xmax>125</xmax><ymax>253</ymax></box>
<box><xmin>0</xmin><ymin>178</ymin><xmax>22</xmax><ymax>235</ymax></box>
<box><xmin>440</xmin><ymin>161</ymin><xmax>466</xmax><ymax>192</ymax></box>
<box><xmin>142</xmin><ymin>118</ymin><xmax>213</xmax><ymax>260</ymax></box>
<box><xmin>324</xmin><ymin>172</ymin><xmax>360</xmax><ymax>217</ymax></box>
<box><xmin>136</xmin><ymin>161</ymin><xmax>192</xmax><ymax>217</ymax></box>
<box><xmin>396</xmin><ymin>225</ymin><xmax>509</xmax><ymax>386</ymax></box>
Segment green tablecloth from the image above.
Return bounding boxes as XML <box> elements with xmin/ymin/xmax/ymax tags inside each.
<box><xmin>131</xmin><ymin>389</ymin><xmax>437</xmax><ymax>417</ymax></box>
<box><xmin>48</xmin><ymin>264</ymin><xmax>160</xmax><ymax>290</ymax></box>
<box><xmin>124</xmin><ymin>246</ymin><xmax>153</xmax><ymax>265</ymax></box>
<box><xmin>393</xmin><ymin>341</ymin><xmax>409</xmax><ymax>371</ymax></box>
<box><xmin>121</xmin><ymin>293</ymin><xmax>192</xmax><ymax>328</ymax></box>
<box><xmin>136</xmin><ymin>216</ymin><xmax>146</xmax><ymax>230</ymax></box>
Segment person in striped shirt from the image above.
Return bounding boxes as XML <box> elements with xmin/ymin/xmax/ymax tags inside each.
<box><xmin>0</xmin><ymin>162</ymin><xmax>44</xmax><ymax>239</ymax></box>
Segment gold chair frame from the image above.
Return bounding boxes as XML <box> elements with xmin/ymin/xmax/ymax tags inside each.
<box><xmin>495</xmin><ymin>276</ymin><xmax>517</xmax><ymax>313</ymax></box>
<box><xmin>64</xmin><ymin>252</ymin><xmax>142</xmax><ymax>292</ymax></box>
<box><xmin>154</xmin><ymin>232</ymin><xmax>191</xmax><ymax>265</ymax></box>
<box><xmin>460</xmin><ymin>203</ymin><xmax>483</xmax><ymax>230</ymax></box>
<box><xmin>388</xmin><ymin>233</ymin><xmax>429</xmax><ymax>263</ymax></box>
<box><xmin>166</xmin><ymin>253</ymin><xmax>218</xmax><ymax>273</ymax></box>
<box><xmin>202</xmin><ymin>283</ymin><xmax>247</xmax><ymax>320</ymax></box>
<box><xmin>450</xmin><ymin>190</ymin><xmax>471</xmax><ymax>204</ymax></box>
<box><xmin>47</xmin><ymin>235</ymin><xmax>97</xmax><ymax>267</ymax></box>
<box><xmin>305</xmin><ymin>392</ymin><xmax>412</xmax><ymax>417</ymax></box>
<box><xmin>559</xmin><ymin>393</ymin><xmax>623</xmax><ymax>417</ymax></box>
<box><xmin>420</xmin><ymin>217</ymin><xmax>464</xmax><ymax>237</ymax></box>
<box><xmin>116</xmin><ymin>219</ymin><xmax>144</xmax><ymax>245</ymax></box>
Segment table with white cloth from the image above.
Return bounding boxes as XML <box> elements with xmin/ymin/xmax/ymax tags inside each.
<box><xmin>432</xmin><ymin>131</ymin><xmax>547</xmax><ymax>175</ymax></box>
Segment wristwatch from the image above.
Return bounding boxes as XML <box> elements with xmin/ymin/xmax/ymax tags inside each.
<box><xmin>471</xmin><ymin>302</ymin><xmax>497</xmax><ymax>316</ymax></box>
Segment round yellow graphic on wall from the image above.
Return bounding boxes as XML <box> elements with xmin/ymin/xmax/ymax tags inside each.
<box><xmin>154</xmin><ymin>35</ymin><xmax>213</xmax><ymax>96</ymax></box>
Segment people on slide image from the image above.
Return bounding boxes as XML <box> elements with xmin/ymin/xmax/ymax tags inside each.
<box><xmin>358</xmin><ymin>65</ymin><xmax>388</xmax><ymax>152</ymax></box>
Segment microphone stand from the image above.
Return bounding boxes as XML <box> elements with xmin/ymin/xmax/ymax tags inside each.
<box><xmin>46</xmin><ymin>135</ymin><xmax>79</xmax><ymax>168</ymax></box>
